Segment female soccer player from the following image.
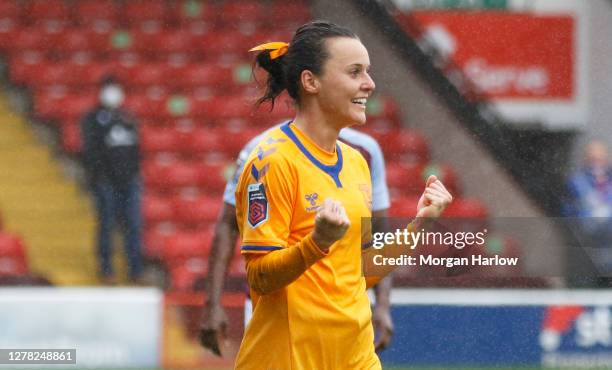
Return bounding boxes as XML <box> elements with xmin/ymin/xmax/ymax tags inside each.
<box><xmin>234</xmin><ymin>21</ymin><xmax>452</xmax><ymax>369</ymax></box>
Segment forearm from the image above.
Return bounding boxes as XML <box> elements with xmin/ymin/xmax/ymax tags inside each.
<box><xmin>245</xmin><ymin>234</ymin><xmax>326</xmax><ymax>295</ymax></box>
<box><xmin>205</xmin><ymin>204</ymin><xmax>239</xmax><ymax>306</ymax></box>
<box><xmin>363</xmin><ymin>221</ymin><xmax>418</xmax><ymax>281</ymax></box>
<box><xmin>373</xmin><ymin>274</ymin><xmax>393</xmax><ymax>307</ymax></box>
<box><xmin>206</xmin><ymin>224</ymin><xmax>239</xmax><ymax>306</ymax></box>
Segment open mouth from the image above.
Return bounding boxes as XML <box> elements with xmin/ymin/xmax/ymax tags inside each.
<box><xmin>351</xmin><ymin>98</ymin><xmax>367</xmax><ymax>106</ymax></box>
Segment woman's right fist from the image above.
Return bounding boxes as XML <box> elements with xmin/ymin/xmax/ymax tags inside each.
<box><xmin>312</xmin><ymin>198</ymin><xmax>350</xmax><ymax>251</ymax></box>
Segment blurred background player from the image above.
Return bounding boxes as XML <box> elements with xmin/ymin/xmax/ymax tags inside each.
<box><xmin>80</xmin><ymin>76</ymin><xmax>144</xmax><ymax>284</ymax></box>
<box><xmin>199</xmin><ymin>121</ymin><xmax>395</xmax><ymax>356</ymax></box>
<box><xmin>565</xmin><ymin>139</ymin><xmax>612</xmax><ymax>279</ymax></box>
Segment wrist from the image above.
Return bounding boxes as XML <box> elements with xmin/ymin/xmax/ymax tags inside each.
<box><xmin>374</xmin><ymin>300</ymin><xmax>391</xmax><ymax>309</ymax></box>
<box><xmin>311</xmin><ymin>232</ymin><xmax>332</xmax><ymax>252</ymax></box>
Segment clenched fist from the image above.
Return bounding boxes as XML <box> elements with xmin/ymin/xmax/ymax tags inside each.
<box><xmin>312</xmin><ymin>198</ymin><xmax>350</xmax><ymax>251</ymax></box>
<box><xmin>416</xmin><ymin>175</ymin><xmax>453</xmax><ymax>220</ymax></box>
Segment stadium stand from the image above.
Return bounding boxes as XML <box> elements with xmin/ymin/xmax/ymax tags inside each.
<box><xmin>0</xmin><ymin>90</ymin><xmax>98</xmax><ymax>285</ymax></box>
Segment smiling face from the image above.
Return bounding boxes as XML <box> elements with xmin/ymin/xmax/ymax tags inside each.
<box><xmin>314</xmin><ymin>37</ymin><xmax>376</xmax><ymax>128</ymax></box>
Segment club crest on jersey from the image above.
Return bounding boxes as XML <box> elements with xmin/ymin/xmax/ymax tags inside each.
<box><xmin>358</xmin><ymin>184</ymin><xmax>372</xmax><ymax>210</ymax></box>
<box><xmin>248</xmin><ymin>183</ymin><xmax>268</xmax><ymax>227</ymax></box>
<box><xmin>305</xmin><ymin>193</ymin><xmax>320</xmax><ymax>212</ymax></box>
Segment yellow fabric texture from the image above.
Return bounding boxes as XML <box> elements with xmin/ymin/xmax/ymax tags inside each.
<box><xmin>244</xmin><ymin>234</ymin><xmax>326</xmax><ymax>295</ymax></box>
<box><xmin>234</xmin><ymin>123</ymin><xmax>381</xmax><ymax>370</ymax></box>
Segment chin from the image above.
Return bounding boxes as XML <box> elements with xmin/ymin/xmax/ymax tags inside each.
<box><xmin>337</xmin><ymin>112</ymin><xmax>367</xmax><ymax>128</ymax></box>
<box><xmin>352</xmin><ymin>114</ymin><xmax>367</xmax><ymax>126</ymax></box>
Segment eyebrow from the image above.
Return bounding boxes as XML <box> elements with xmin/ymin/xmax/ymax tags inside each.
<box><xmin>347</xmin><ymin>63</ymin><xmax>370</xmax><ymax>69</ymax></box>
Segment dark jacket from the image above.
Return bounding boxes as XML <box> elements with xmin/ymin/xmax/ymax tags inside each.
<box><xmin>81</xmin><ymin>106</ymin><xmax>140</xmax><ymax>187</ymax></box>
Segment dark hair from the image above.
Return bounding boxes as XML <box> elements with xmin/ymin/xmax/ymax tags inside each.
<box><xmin>254</xmin><ymin>20</ymin><xmax>358</xmax><ymax>108</ymax></box>
<box><xmin>99</xmin><ymin>74</ymin><xmax>121</xmax><ymax>87</ymax></box>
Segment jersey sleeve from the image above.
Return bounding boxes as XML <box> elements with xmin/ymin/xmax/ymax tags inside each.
<box><xmin>368</xmin><ymin>138</ymin><xmax>391</xmax><ymax>212</ymax></box>
<box><xmin>222</xmin><ymin>132</ymin><xmax>265</xmax><ymax>206</ymax></box>
<box><xmin>236</xmin><ymin>152</ymin><xmax>294</xmax><ymax>254</ymax></box>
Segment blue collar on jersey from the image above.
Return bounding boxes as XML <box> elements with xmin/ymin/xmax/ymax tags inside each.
<box><xmin>280</xmin><ymin>122</ymin><xmax>343</xmax><ymax>188</ymax></box>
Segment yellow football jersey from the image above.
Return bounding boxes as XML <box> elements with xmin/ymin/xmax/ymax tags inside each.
<box><xmin>234</xmin><ymin>122</ymin><xmax>381</xmax><ymax>370</ymax></box>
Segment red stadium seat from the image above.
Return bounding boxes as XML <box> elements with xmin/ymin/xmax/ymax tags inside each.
<box><xmin>23</xmin><ymin>0</ymin><xmax>70</xmax><ymax>26</ymax></box>
<box><xmin>163</xmin><ymin>160</ymin><xmax>203</xmax><ymax>189</ymax></box>
<box><xmin>33</xmin><ymin>90</ymin><xmax>64</xmax><ymax>120</ymax></box>
<box><xmin>123</xmin><ymin>0</ymin><xmax>168</xmax><ymax>27</ymax></box>
<box><xmin>140</xmin><ymin>126</ymin><xmax>180</xmax><ymax>155</ymax></box>
<box><xmin>175</xmin><ymin>0</ymin><xmax>216</xmax><ymax>25</ymax></box>
<box><xmin>421</xmin><ymin>163</ymin><xmax>460</xmax><ymax>196</ymax></box>
<box><xmin>154</xmin><ymin>30</ymin><xmax>197</xmax><ymax>56</ymax></box>
<box><xmin>126</xmin><ymin>62</ymin><xmax>167</xmax><ymax>88</ymax></box>
<box><xmin>163</xmin><ymin>95</ymin><xmax>194</xmax><ymax>119</ymax></box>
<box><xmin>229</xmin><ymin>255</ymin><xmax>246</xmax><ymax>278</ymax></box>
<box><xmin>386</xmin><ymin>161</ymin><xmax>426</xmax><ymax>195</ymax></box>
<box><xmin>106</xmin><ymin>29</ymin><xmax>139</xmax><ymax>56</ymax></box>
<box><xmin>168</xmin><ymin>258</ymin><xmax>209</xmax><ymax>291</ymax></box>
<box><xmin>34</xmin><ymin>92</ymin><xmax>96</xmax><ymax>122</ymax></box>
<box><xmin>252</xmin><ymin>97</ymin><xmax>296</xmax><ymax>123</ymax></box>
<box><xmin>220</xmin><ymin>1</ymin><xmax>266</xmax><ymax>24</ymax></box>
<box><xmin>124</xmin><ymin>94</ymin><xmax>167</xmax><ymax>119</ymax></box>
<box><xmin>177</xmin><ymin>64</ymin><xmax>235</xmax><ymax>91</ymax></box>
<box><xmin>389</xmin><ymin>195</ymin><xmax>420</xmax><ymax>218</ymax></box>
<box><xmin>251</xmin><ymin>28</ymin><xmax>295</xmax><ymax>47</ymax></box>
<box><xmin>7</xmin><ymin>53</ymin><xmax>43</xmax><ymax>85</ymax></box>
<box><xmin>214</xmin><ymin>127</ymin><xmax>262</xmax><ymax>156</ymax></box>
<box><xmin>7</xmin><ymin>29</ymin><xmax>53</xmax><ymax>54</ymax></box>
<box><xmin>0</xmin><ymin>233</ymin><xmax>28</xmax><ymax>276</ymax></box>
<box><xmin>54</xmin><ymin>29</ymin><xmax>97</xmax><ymax>55</ymax></box>
<box><xmin>172</xmin><ymin>194</ymin><xmax>222</xmax><ymax>227</ymax></box>
<box><xmin>366</xmin><ymin>96</ymin><xmax>401</xmax><ymax>125</ymax></box>
<box><xmin>392</xmin><ymin>129</ymin><xmax>429</xmax><ymax>163</ymax></box>
<box><xmin>271</xmin><ymin>2</ymin><xmax>311</xmax><ymax>25</ymax></box>
<box><xmin>144</xmin><ymin>225</ymin><xmax>175</xmax><ymax>259</ymax></box>
<box><xmin>35</xmin><ymin>63</ymin><xmax>72</xmax><ymax>86</ymax></box>
<box><xmin>163</xmin><ymin>229</ymin><xmax>213</xmax><ymax>261</ymax></box>
<box><xmin>107</xmin><ymin>60</ymin><xmax>140</xmax><ymax>85</ymax></box>
<box><xmin>206</xmin><ymin>96</ymin><xmax>253</xmax><ymax>120</ymax></box>
<box><xmin>0</xmin><ymin>1</ymin><xmax>20</xmax><ymax>21</ymax></box>
<box><xmin>143</xmin><ymin>194</ymin><xmax>175</xmax><ymax>224</ymax></box>
<box><xmin>198</xmin><ymin>161</ymin><xmax>232</xmax><ymax>191</ymax></box>
<box><xmin>57</xmin><ymin>95</ymin><xmax>96</xmax><ymax>121</ymax></box>
<box><xmin>201</xmin><ymin>30</ymin><xmax>254</xmax><ymax>61</ymax></box>
<box><xmin>74</xmin><ymin>0</ymin><xmax>119</xmax><ymax>28</ymax></box>
<box><xmin>142</xmin><ymin>159</ymin><xmax>173</xmax><ymax>191</ymax></box>
<box><xmin>130</xmin><ymin>29</ymin><xmax>164</xmax><ymax>56</ymax></box>
<box><xmin>180</xmin><ymin>126</ymin><xmax>224</xmax><ymax>155</ymax></box>
<box><xmin>444</xmin><ymin>198</ymin><xmax>489</xmax><ymax>218</ymax></box>
<box><xmin>70</xmin><ymin>61</ymin><xmax>111</xmax><ymax>86</ymax></box>
<box><xmin>0</xmin><ymin>20</ymin><xmax>20</xmax><ymax>52</ymax></box>
<box><xmin>60</xmin><ymin>121</ymin><xmax>82</xmax><ymax>154</ymax></box>
<box><xmin>366</xmin><ymin>128</ymin><xmax>429</xmax><ymax>163</ymax></box>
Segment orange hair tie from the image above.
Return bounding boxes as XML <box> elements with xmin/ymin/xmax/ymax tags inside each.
<box><xmin>249</xmin><ymin>41</ymin><xmax>289</xmax><ymax>60</ymax></box>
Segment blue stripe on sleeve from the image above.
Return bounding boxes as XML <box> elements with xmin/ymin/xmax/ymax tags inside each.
<box><xmin>241</xmin><ymin>245</ymin><xmax>283</xmax><ymax>251</ymax></box>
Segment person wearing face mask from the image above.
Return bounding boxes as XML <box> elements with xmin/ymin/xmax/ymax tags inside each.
<box><xmin>565</xmin><ymin>139</ymin><xmax>612</xmax><ymax>281</ymax></box>
<box><xmin>80</xmin><ymin>76</ymin><xmax>143</xmax><ymax>284</ymax></box>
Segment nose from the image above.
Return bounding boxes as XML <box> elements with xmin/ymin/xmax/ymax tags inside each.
<box><xmin>362</xmin><ymin>73</ymin><xmax>376</xmax><ymax>93</ymax></box>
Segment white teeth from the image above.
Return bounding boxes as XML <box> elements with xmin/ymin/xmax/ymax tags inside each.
<box><xmin>352</xmin><ymin>98</ymin><xmax>367</xmax><ymax>105</ymax></box>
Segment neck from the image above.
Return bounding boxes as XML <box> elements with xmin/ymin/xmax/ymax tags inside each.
<box><xmin>292</xmin><ymin>104</ymin><xmax>341</xmax><ymax>153</ymax></box>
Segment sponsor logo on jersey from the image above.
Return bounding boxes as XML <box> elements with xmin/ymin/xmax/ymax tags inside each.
<box><xmin>248</xmin><ymin>183</ymin><xmax>268</xmax><ymax>227</ymax></box>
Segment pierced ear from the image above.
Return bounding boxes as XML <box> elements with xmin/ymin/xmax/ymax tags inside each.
<box><xmin>300</xmin><ymin>70</ymin><xmax>319</xmax><ymax>94</ymax></box>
